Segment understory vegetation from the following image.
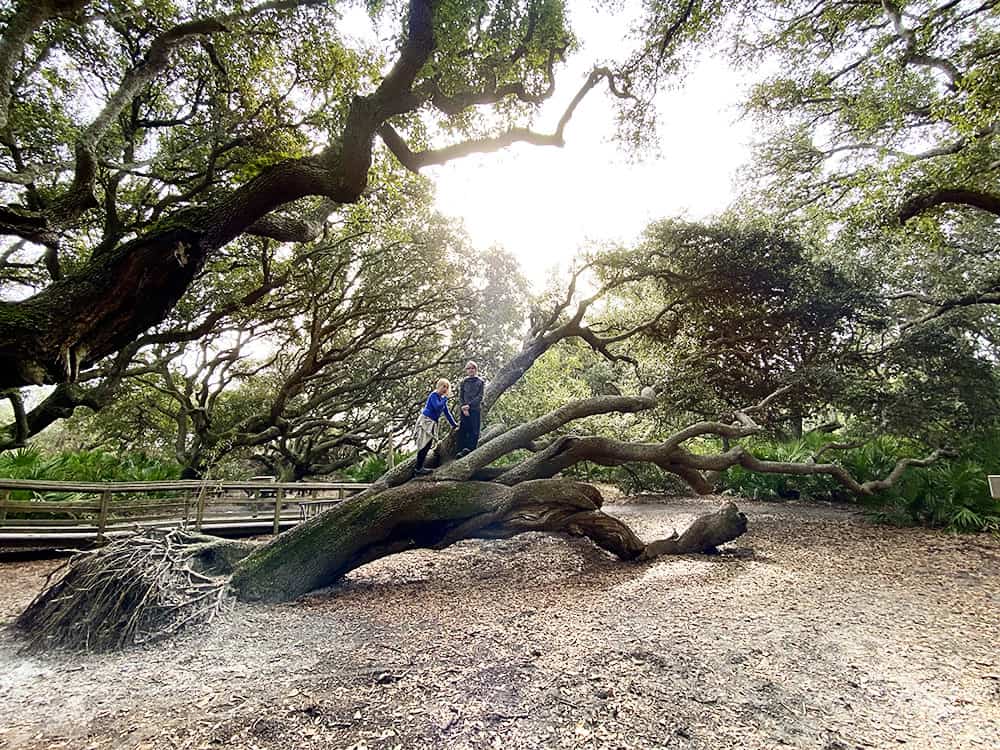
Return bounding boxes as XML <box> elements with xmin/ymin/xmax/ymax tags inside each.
<box><xmin>0</xmin><ymin>446</ymin><xmax>180</xmax><ymax>484</ymax></box>
<box><xmin>720</xmin><ymin>435</ymin><xmax>1000</xmax><ymax>532</ymax></box>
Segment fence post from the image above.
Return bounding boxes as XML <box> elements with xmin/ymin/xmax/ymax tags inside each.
<box><xmin>195</xmin><ymin>484</ymin><xmax>208</xmax><ymax>531</ymax></box>
<box><xmin>272</xmin><ymin>487</ymin><xmax>285</xmax><ymax>535</ymax></box>
<box><xmin>97</xmin><ymin>489</ymin><xmax>111</xmax><ymax>537</ymax></box>
<box><xmin>0</xmin><ymin>489</ymin><xmax>8</xmax><ymax>525</ymax></box>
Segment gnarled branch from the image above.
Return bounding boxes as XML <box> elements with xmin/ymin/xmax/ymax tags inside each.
<box><xmin>899</xmin><ymin>188</ymin><xmax>1000</xmax><ymax>222</ymax></box>
<box><xmin>379</xmin><ymin>67</ymin><xmax>618</xmax><ymax>173</ymax></box>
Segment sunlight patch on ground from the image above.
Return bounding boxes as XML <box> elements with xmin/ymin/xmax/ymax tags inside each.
<box><xmin>610</xmin><ymin>557</ymin><xmax>716</xmax><ymax>595</ymax></box>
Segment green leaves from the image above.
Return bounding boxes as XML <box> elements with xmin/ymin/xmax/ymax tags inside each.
<box><xmin>733</xmin><ymin>0</ymin><xmax>1000</xmax><ymax>233</ymax></box>
<box><xmin>0</xmin><ymin>446</ymin><xmax>181</xmax><ymax>483</ymax></box>
<box><xmin>714</xmin><ymin>431</ymin><xmax>1000</xmax><ymax>533</ymax></box>
<box><xmin>593</xmin><ymin>219</ymin><xmax>880</xmax><ymax>419</ymax></box>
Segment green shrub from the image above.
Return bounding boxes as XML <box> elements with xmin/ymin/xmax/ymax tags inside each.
<box><xmin>868</xmin><ymin>460</ymin><xmax>1000</xmax><ymax>532</ymax></box>
<box><xmin>715</xmin><ymin>432</ymin><xmax>1000</xmax><ymax>532</ymax></box>
<box><xmin>0</xmin><ymin>448</ymin><xmax>182</xmax><ymax>501</ymax></box>
<box><xmin>343</xmin><ymin>453</ymin><xmax>391</xmax><ymax>483</ymax></box>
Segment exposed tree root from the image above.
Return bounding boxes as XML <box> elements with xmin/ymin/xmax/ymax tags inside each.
<box><xmin>14</xmin><ymin>529</ymin><xmax>236</xmax><ymax>652</ymax></box>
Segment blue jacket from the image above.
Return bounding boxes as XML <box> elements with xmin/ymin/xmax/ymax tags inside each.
<box><xmin>422</xmin><ymin>392</ymin><xmax>458</xmax><ymax>427</ymax></box>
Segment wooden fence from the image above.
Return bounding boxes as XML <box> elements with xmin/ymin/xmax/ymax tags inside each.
<box><xmin>0</xmin><ymin>479</ymin><xmax>370</xmax><ymax>546</ymax></box>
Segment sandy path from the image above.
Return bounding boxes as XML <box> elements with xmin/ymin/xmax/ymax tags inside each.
<box><xmin>1</xmin><ymin>496</ymin><xmax>997</xmax><ymax>750</ymax></box>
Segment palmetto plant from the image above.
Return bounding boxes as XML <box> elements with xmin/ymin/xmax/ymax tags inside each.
<box><xmin>0</xmin><ymin>449</ymin><xmax>181</xmax><ymax>502</ymax></box>
<box><xmin>718</xmin><ymin>433</ymin><xmax>1000</xmax><ymax>533</ymax></box>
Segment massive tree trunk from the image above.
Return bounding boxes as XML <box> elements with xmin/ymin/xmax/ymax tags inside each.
<box><xmin>228</xmin><ymin>478</ymin><xmax>747</xmax><ymax>602</ymax></box>
<box><xmin>15</xmin><ymin>478</ymin><xmax>748</xmax><ymax>650</ymax></box>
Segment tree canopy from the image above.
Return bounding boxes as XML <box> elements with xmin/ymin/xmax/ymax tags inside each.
<box><xmin>0</xmin><ymin>0</ymin><xmax>622</xmax><ymax>387</ymax></box>
<box><xmin>1</xmin><ymin>1</ymin><xmax>998</xmax><ymax>530</ymax></box>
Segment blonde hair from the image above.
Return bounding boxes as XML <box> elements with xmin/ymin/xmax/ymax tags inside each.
<box><xmin>436</xmin><ymin>378</ymin><xmax>450</xmax><ymax>393</ymax></box>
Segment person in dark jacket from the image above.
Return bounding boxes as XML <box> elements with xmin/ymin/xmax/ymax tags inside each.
<box><xmin>456</xmin><ymin>361</ymin><xmax>484</xmax><ymax>457</ymax></box>
<box><xmin>412</xmin><ymin>378</ymin><xmax>458</xmax><ymax>475</ymax></box>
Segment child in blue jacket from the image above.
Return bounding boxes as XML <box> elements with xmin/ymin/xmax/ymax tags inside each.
<box><xmin>412</xmin><ymin>378</ymin><xmax>458</xmax><ymax>475</ymax></box>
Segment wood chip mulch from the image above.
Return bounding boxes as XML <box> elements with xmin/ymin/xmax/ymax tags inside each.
<box><xmin>1</xmin><ymin>495</ymin><xmax>998</xmax><ymax>750</ymax></box>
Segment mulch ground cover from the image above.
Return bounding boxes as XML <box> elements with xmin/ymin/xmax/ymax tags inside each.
<box><xmin>1</xmin><ymin>495</ymin><xmax>997</xmax><ymax>750</ymax></box>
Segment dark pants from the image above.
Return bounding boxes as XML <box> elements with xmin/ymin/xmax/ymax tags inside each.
<box><xmin>457</xmin><ymin>409</ymin><xmax>481</xmax><ymax>453</ymax></box>
<box><xmin>415</xmin><ymin>441</ymin><xmax>432</xmax><ymax>470</ymax></box>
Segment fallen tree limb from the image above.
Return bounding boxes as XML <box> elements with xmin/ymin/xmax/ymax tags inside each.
<box><xmin>485</xmin><ymin>432</ymin><xmax>952</xmax><ymax>497</ymax></box>
<box><xmin>14</xmin><ymin>480</ymin><xmax>746</xmax><ymax>650</ymax></box>
<box><xmin>227</xmin><ymin>477</ymin><xmax>743</xmax><ymax>602</ymax></box>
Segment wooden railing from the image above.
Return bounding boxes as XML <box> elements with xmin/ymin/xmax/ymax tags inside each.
<box><xmin>0</xmin><ymin>479</ymin><xmax>371</xmax><ymax>541</ymax></box>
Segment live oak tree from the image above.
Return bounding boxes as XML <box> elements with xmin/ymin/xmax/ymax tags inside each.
<box><xmin>1</xmin><ymin>1</ymin><xmax>965</xmax><ymax>648</ymax></box>
<box><xmin>689</xmin><ymin>1</ymin><xmax>1000</xmax><ymax>447</ymax></box>
<box><xmin>603</xmin><ymin>220</ymin><xmax>1000</xmax><ymax>443</ymax></box>
<box><xmin>158</xmin><ymin>247</ymin><xmax>954</xmax><ymax>602</ymax></box>
<box><xmin>33</xmin><ymin>192</ymin><xmax>530</xmax><ymax>476</ymax></box>
<box><xmin>482</xmin><ymin>222</ymin><xmax>879</xmax><ymax>460</ymax></box>
<box><xmin>590</xmin><ymin>221</ymin><xmax>881</xmax><ymax>429</ymax></box>
<box><xmin>14</xmin><ymin>220</ymin><xmax>953</xmax><ymax>650</ymax></box>
<box><xmin>0</xmin><ymin>0</ymin><xmax>719</xmax><ymax>456</ymax></box>
<box><xmin>727</xmin><ymin>0</ymin><xmax>999</xmax><ymax>219</ymax></box>
<box><xmin>0</xmin><ymin>0</ymin><xmax>683</xmax><ymax>391</ymax></box>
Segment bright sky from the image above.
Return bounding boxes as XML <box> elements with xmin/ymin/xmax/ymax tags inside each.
<box><xmin>424</xmin><ymin>4</ymin><xmax>756</xmax><ymax>286</ymax></box>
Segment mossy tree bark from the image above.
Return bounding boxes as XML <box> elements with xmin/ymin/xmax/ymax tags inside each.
<box><xmin>227</xmin><ymin>478</ymin><xmax>748</xmax><ymax>603</ymax></box>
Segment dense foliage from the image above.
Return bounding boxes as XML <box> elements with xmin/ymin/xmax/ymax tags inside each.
<box><xmin>721</xmin><ymin>433</ymin><xmax>1000</xmax><ymax>532</ymax></box>
<box><xmin>0</xmin><ymin>445</ymin><xmax>180</xmax><ymax>482</ymax></box>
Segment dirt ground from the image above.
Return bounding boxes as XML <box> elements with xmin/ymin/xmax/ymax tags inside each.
<box><xmin>1</xmin><ymin>495</ymin><xmax>998</xmax><ymax>750</ymax></box>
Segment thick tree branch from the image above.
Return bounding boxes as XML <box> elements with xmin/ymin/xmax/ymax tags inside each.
<box><xmin>7</xmin><ymin>2</ymin><xmax>326</xmax><ymax>236</ymax></box>
<box><xmin>379</xmin><ymin>67</ymin><xmax>615</xmax><ymax>173</ymax></box>
<box><xmin>688</xmin><ymin>445</ymin><xmax>954</xmax><ymax>496</ymax></box>
<box><xmin>890</xmin><ymin>280</ymin><xmax>1000</xmax><ymax>327</ymax></box>
<box><xmin>227</xmin><ymin>478</ymin><xmax>747</xmax><ymax>603</ymax></box>
<box><xmin>0</xmin><ymin>205</ymin><xmax>58</xmax><ymax>246</ymax></box>
<box><xmin>655</xmin><ymin>0</ymin><xmax>698</xmax><ymax>69</ymax></box>
<box><xmin>435</xmin><ymin>393</ymin><xmax>658</xmax><ymax>482</ymax></box>
<box><xmin>426</xmin><ymin>46</ymin><xmax>566</xmax><ymax>115</ymax></box>
<box><xmin>492</xmin><ymin>428</ymin><xmax>951</xmax><ymax>500</ymax></box>
<box><xmin>0</xmin><ymin>381</ymin><xmax>114</xmax><ymax>450</ymax></box>
<box><xmin>899</xmin><ymin>188</ymin><xmax>1000</xmax><ymax>221</ymax></box>
<box><xmin>379</xmin><ymin>122</ymin><xmax>566</xmax><ymax>171</ymax></box>
<box><xmin>246</xmin><ymin>212</ymin><xmax>325</xmax><ymax>243</ymax></box>
<box><xmin>881</xmin><ymin>1</ymin><xmax>963</xmax><ymax>87</ymax></box>
<box><xmin>0</xmin><ymin>2</ymin><xmax>647</xmax><ymax>394</ymax></box>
